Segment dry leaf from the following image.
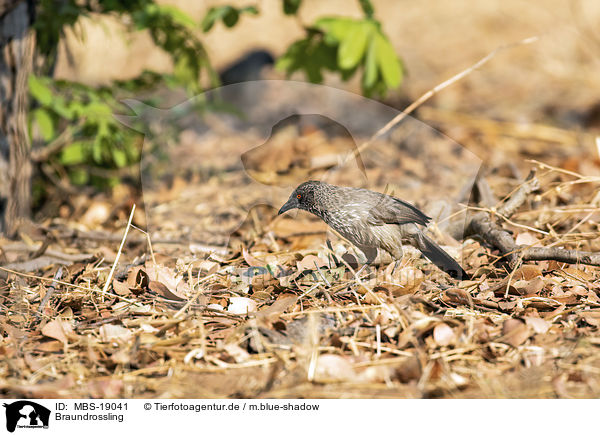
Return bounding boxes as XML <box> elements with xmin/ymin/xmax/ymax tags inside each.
<box><xmin>524</xmin><ymin>316</ymin><xmax>551</xmax><ymax>334</ymax></box>
<box><xmin>256</xmin><ymin>296</ymin><xmax>298</xmax><ymax>321</ymax></box>
<box><xmin>380</xmin><ymin>265</ymin><xmax>425</xmax><ymax>296</ymax></box>
<box><xmin>242</xmin><ymin>248</ymin><xmax>266</xmax><ymax>267</ymax></box>
<box><xmin>228</xmin><ymin>297</ymin><xmax>257</xmax><ymax>315</ymax></box>
<box><xmin>500</xmin><ymin>318</ymin><xmax>531</xmax><ymax>347</ymax></box>
<box><xmin>570</xmin><ymin>285</ymin><xmax>589</xmax><ymax>296</ymax></box>
<box><xmin>87</xmin><ymin>378</ymin><xmax>123</xmax><ymax>399</ymax></box>
<box><xmin>395</xmin><ymin>356</ymin><xmax>422</xmax><ymax>383</ymax></box>
<box><xmin>41</xmin><ymin>319</ymin><xmax>74</xmax><ymax>345</ymax></box>
<box><xmin>314</xmin><ymin>354</ymin><xmax>356</xmax><ymax>382</ymax></box>
<box><xmin>562</xmin><ymin>267</ymin><xmax>593</xmax><ymax>281</ymax></box>
<box><xmin>514</xmin><ymin>264</ymin><xmax>543</xmax><ymax>280</ymax></box>
<box><xmin>433</xmin><ymin>322</ymin><xmax>455</xmax><ymax>346</ymax></box>
<box><xmin>112</xmin><ymin>279</ymin><xmax>131</xmax><ymax>296</ymax></box>
<box><xmin>81</xmin><ymin>201</ymin><xmax>111</xmax><ymax>228</ymax></box>
<box><xmin>513</xmin><ymin>276</ymin><xmax>545</xmax><ymax>296</ymax></box>
<box><xmin>296</xmin><ymin>254</ymin><xmax>327</xmax><ymax>272</ymax></box>
<box><xmin>35</xmin><ymin>341</ymin><xmax>63</xmax><ymax>352</ymax></box>
<box><xmin>515</xmin><ymin>232</ymin><xmax>541</xmax><ymax>246</ymax></box>
<box><xmin>149</xmin><ymin>280</ymin><xmax>185</xmax><ymax>301</ymax></box>
<box><xmin>99</xmin><ymin>324</ymin><xmax>133</xmax><ymax>342</ymax></box>
<box><xmin>441</xmin><ymin>288</ymin><xmax>471</xmax><ymax>306</ymax></box>
<box><xmin>127</xmin><ymin>266</ymin><xmax>149</xmax><ymax>294</ymax></box>
<box><xmin>581</xmin><ymin>310</ymin><xmax>600</xmax><ymax>327</ymax></box>
<box><xmin>145</xmin><ymin>264</ymin><xmax>189</xmax><ymax>298</ymax></box>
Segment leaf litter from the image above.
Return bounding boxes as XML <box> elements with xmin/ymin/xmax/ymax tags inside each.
<box><xmin>2</xmin><ymin>105</ymin><xmax>600</xmax><ymax>399</ymax></box>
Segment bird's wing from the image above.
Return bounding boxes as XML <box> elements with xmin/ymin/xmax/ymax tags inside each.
<box><xmin>366</xmin><ymin>195</ymin><xmax>431</xmax><ymax>227</ymax></box>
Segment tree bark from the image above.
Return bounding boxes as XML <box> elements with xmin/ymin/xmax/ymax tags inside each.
<box><xmin>0</xmin><ymin>0</ymin><xmax>35</xmax><ymax>236</ymax></box>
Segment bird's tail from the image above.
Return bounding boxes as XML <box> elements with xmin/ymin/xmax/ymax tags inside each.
<box><xmin>416</xmin><ymin>233</ymin><xmax>469</xmax><ymax>280</ymax></box>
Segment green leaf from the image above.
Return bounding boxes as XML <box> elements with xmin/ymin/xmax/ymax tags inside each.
<box><xmin>52</xmin><ymin>97</ymin><xmax>75</xmax><ymax>120</ymax></box>
<box><xmin>69</xmin><ymin>101</ymin><xmax>84</xmax><ymax>118</ymax></box>
<box><xmin>202</xmin><ymin>5</ymin><xmax>257</xmax><ymax>32</ymax></box>
<box><xmin>93</xmin><ymin>137</ymin><xmax>103</xmax><ymax>163</ymax></box>
<box><xmin>112</xmin><ymin>148</ymin><xmax>127</xmax><ymax>168</ymax></box>
<box><xmin>358</xmin><ymin>0</ymin><xmax>374</xmax><ymax>18</ymax></box>
<box><xmin>276</xmin><ymin>36</ymin><xmax>337</xmax><ymax>84</ymax></box>
<box><xmin>222</xmin><ymin>8</ymin><xmax>239</xmax><ymax>27</ymax></box>
<box><xmin>362</xmin><ymin>37</ymin><xmax>378</xmax><ymax>90</ymax></box>
<box><xmin>315</xmin><ymin>17</ymin><xmax>355</xmax><ymax>43</ymax></box>
<box><xmin>82</xmin><ymin>101</ymin><xmax>112</xmax><ymax>120</ymax></box>
<box><xmin>29</xmin><ymin>75</ymin><xmax>53</xmax><ymax>106</ymax></box>
<box><xmin>174</xmin><ymin>55</ymin><xmax>196</xmax><ymax>87</ymax></box>
<box><xmin>202</xmin><ymin>6</ymin><xmax>229</xmax><ymax>32</ymax></box>
<box><xmin>155</xmin><ymin>5</ymin><xmax>196</xmax><ymax>28</ymax></box>
<box><xmin>33</xmin><ymin>108</ymin><xmax>55</xmax><ymax>141</ymax></box>
<box><xmin>70</xmin><ymin>168</ymin><xmax>89</xmax><ymax>185</ymax></box>
<box><xmin>338</xmin><ymin>21</ymin><xmax>371</xmax><ymax>70</ymax></box>
<box><xmin>241</xmin><ymin>6</ymin><xmax>259</xmax><ymax>16</ymax></box>
<box><xmin>283</xmin><ymin>0</ymin><xmax>301</xmax><ymax>15</ymax></box>
<box><xmin>97</xmin><ymin>120</ymin><xmax>110</xmax><ymax>139</ymax></box>
<box><xmin>60</xmin><ymin>141</ymin><xmax>86</xmax><ymax>165</ymax></box>
<box><xmin>374</xmin><ymin>32</ymin><xmax>402</xmax><ymax>89</ymax></box>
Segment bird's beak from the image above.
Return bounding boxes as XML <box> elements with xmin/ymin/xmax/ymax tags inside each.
<box><xmin>278</xmin><ymin>198</ymin><xmax>297</xmax><ymax>215</ymax></box>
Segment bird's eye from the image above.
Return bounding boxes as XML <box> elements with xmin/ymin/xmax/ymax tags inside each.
<box><xmin>296</xmin><ymin>194</ymin><xmax>302</xmax><ymax>199</ymax></box>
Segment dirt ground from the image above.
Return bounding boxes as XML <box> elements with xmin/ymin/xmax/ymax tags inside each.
<box><xmin>2</xmin><ymin>1</ymin><xmax>600</xmax><ymax>398</ymax></box>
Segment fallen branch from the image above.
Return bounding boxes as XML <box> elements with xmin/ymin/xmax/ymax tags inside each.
<box><xmin>466</xmin><ymin>211</ymin><xmax>519</xmax><ymax>268</ymax></box>
<box><xmin>454</xmin><ymin>169</ymin><xmax>600</xmax><ymax>268</ymax></box>
<box><xmin>497</xmin><ymin>169</ymin><xmax>540</xmax><ymax>218</ymax></box>
<box><xmin>521</xmin><ymin>246</ymin><xmax>600</xmax><ymax>265</ymax></box>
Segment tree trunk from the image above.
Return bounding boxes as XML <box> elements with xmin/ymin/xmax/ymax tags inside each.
<box><xmin>0</xmin><ymin>0</ymin><xmax>34</xmax><ymax>237</ymax></box>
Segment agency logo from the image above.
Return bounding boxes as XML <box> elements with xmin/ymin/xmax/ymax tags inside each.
<box><xmin>3</xmin><ymin>401</ymin><xmax>50</xmax><ymax>433</ymax></box>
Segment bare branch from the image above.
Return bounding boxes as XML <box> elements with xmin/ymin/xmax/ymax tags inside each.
<box><xmin>497</xmin><ymin>169</ymin><xmax>540</xmax><ymax>218</ymax></box>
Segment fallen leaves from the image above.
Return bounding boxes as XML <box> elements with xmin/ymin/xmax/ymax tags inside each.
<box><xmin>99</xmin><ymin>324</ymin><xmax>133</xmax><ymax>342</ymax></box>
<box><xmin>2</xmin><ymin>122</ymin><xmax>600</xmax><ymax>401</ymax></box>
<box><xmin>41</xmin><ymin>319</ymin><xmax>76</xmax><ymax>345</ymax></box>
<box><xmin>513</xmin><ymin>276</ymin><xmax>545</xmax><ymax>296</ymax></box>
<box><xmin>500</xmin><ymin>318</ymin><xmax>531</xmax><ymax>347</ymax></box>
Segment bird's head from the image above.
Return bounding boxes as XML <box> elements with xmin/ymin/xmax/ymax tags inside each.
<box><xmin>278</xmin><ymin>181</ymin><xmax>324</xmax><ymax>215</ymax></box>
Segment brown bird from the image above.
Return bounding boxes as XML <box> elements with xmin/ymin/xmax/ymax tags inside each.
<box><xmin>278</xmin><ymin>180</ymin><xmax>468</xmax><ymax>280</ymax></box>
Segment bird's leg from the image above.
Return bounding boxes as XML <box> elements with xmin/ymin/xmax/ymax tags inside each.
<box><xmin>388</xmin><ymin>244</ymin><xmax>404</xmax><ymax>275</ymax></box>
<box><xmin>355</xmin><ymin>245</ymin><xmax>378</xmax><ymax>278</ymax></box>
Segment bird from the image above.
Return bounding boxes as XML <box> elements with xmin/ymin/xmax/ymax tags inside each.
<box><xmin>278</xmin><ymin>180</ymin><xmax>469</xmax><ymax>280</ymax></box>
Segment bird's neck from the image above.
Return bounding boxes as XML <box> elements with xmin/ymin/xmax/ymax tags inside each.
<box><xmin>307</xmin><ymin>202</ymin><xmax>329</xmax><ymax>223</ymax></box>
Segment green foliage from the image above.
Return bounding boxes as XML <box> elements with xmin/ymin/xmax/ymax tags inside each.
<box><xmin>202</xmin><ymin>5</ymin><xmax>258</xmax><ymax>32</ymax></box>
<box><xmin>278</xmin><ymin>14</ymin><xmax>403</xmax><ymax>96</ymax></box>
<box><xmin>131</xmin><ymin>3</ymin><xmax>217</xmax><ymax>92</ymax></box>
<box><xmin>30</xmin><ymin>0</ymin><xmax>215</xmax><ymax>191</ymax></box>
<box><xmin>358</xmin><ymin>0</ymin><xmax>375</xmax><ymax>18</ymax></box>
<box><xmin>276</xmin><ymin>29</ymin><xmax>337</xmax><ymax>83</ymax></box>
<box><xmin>282</xmin><ymin>0</ymin><xmax>302</xmax><ymax>15</ymax></box>
<box><xmin>32</xmin><ymin>108</ymin><xmax>54</xmax><ymax>141</ymax></box>
<box><xmin>35</xmin><ymin>0</ymin><xmax>215</xmax><ymax>92</ymax></box>
<box><xmin>29</xmin><ymin>75</ymin><xmax>143</xmax><ymax>188</ymax></box>
<box><xmin>28</xmin><ymin>0</ymin><xmax>405</xmax><ymax>194</ymax></box>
